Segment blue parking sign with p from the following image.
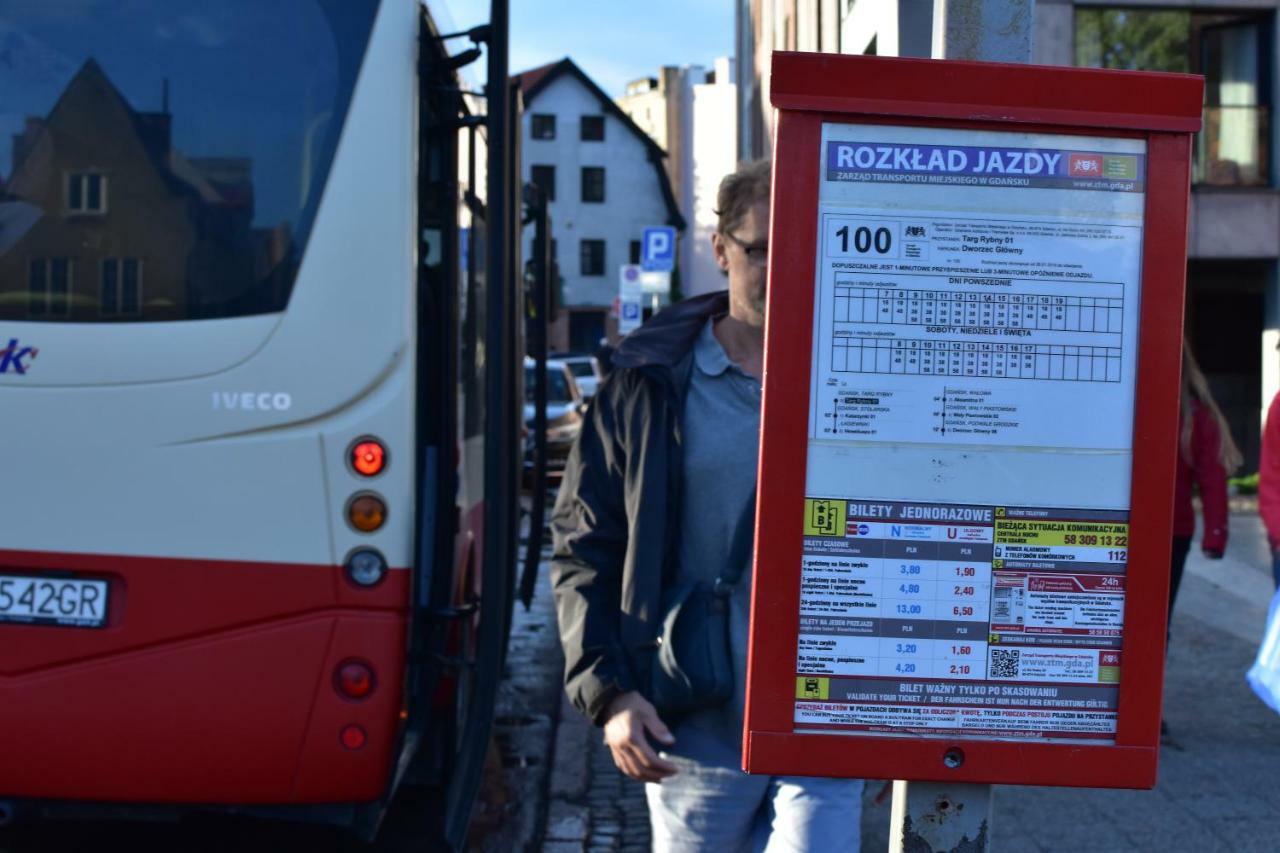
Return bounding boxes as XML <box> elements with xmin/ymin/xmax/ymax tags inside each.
<box><xmin>641</xmin><ymin>227</ymin><xmax>676</xmax><ymax>272</ymax></box>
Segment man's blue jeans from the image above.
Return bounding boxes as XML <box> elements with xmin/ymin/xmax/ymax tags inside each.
<box><xmin>645</xmin><ymin>751</ymin><xmax>863</xmax><ymax>852</ymax></box>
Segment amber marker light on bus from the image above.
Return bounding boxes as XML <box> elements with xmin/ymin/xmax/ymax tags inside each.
<box><xmin>344</xmin><ymin>548</ymin><xmax>387</xmax><ymax>587</ymax></box>
<box><xmin>347</xmin><ymin>493</ymin><xmax>387</xmax><ymax>533</ymax></box>
<box><xmin>335</xmin><ymin>660</ymin><xmax>376</xmax><ymax>700</ymax></box>
<box><xmin>349</xmin><ymin>438</ymin><xmax>387</xmax><ymax>477</ymax></box>
<box><xmin>340</xmin><ymin>725</ymin><xmax>367</xmax><ymax>751</ymax></box>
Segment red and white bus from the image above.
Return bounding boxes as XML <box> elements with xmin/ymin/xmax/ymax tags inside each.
<box><xmin>0</xmin><ymin>0</ymin><xmax>526</xmax><ymax>844</ymax></box>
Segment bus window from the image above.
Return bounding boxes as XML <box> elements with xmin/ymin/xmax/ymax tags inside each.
<box><xmin>0</xmin><ymin>0</ymin><xmax>378</xmax><ymax>322</ymax></box>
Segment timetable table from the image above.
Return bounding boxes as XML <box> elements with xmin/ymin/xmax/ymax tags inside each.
<box><xmin>833</xmin><ymin>286</ymin><xmax>1124</xmax><ymax>333</ymax></box>
<box><xmin>830</xmin><ymin>337</ymin><xmax>1122</xmax><ymax>382</ymax></box>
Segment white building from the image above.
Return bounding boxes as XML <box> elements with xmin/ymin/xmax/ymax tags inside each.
<box><xmin>687</xmin><ymin>60</ymin><xmax>739</xmax><ymax>298</ymax></box>
<box><xmin>618</xmin><ymin>59</ymin><xmax>739</xmax><ymax>300</ymax></box>
<box><xmin>515</xmin><ymin>58</ymin><xmax>685</xmax><ymax>352</ymax></box>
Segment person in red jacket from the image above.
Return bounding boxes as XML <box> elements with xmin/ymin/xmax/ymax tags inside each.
<box><xmin>1258</xmin><ymin>388</ymin><xmax>1280</xmax><ymax>588</ymax></box>
<box><xmin>1172</xmin><ymin>343</ymin><xmax>1241</xmax><ymax>624</ymax></box>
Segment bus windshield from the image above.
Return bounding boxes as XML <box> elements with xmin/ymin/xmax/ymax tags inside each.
<box><xmin>0</xmin><ymin>0</ymin><xmax>378</xmax><ymax>323</ymax></box>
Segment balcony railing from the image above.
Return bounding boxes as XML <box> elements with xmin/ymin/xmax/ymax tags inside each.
<box><xmin>1195</xmin><ymin>106</ymin><xmax>1269</xmax><ymax>187</ymax></box>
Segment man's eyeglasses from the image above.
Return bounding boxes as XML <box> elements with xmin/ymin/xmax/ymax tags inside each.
<box><xmin>723</xmin><ymin>231</ymin><xmax>768</xmax><ymax>267</ymax></box>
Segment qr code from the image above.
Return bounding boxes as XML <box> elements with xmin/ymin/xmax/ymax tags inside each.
<box><xmin>990</xmin><ymin>649</ymin><xmax>1020</xmax><ymax>679</ymax></box>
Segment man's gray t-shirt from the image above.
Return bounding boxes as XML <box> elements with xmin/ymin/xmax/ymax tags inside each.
<box><xmin>670</xmin><ymin>317</ymin><xmax>761</xmax><ymax>765</ymax></box>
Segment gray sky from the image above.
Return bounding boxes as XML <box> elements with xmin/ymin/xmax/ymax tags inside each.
<box><xmin>438</xmin><ymin>0</ymin><xmax>735</xmax><ymax>96</ymax></box>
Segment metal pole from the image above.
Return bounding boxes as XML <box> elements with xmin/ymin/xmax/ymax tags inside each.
<box><xmin>889</xmin><ymin>781</ymin><xmax>994</xmax><ymax>852</ymax></box>
<box><xmin>931</xmin><ymin>0</ymin><xmax>1034</xmax><ymax>63</ymax></box>
<box><xmin>888</xmin><ymin>5</ymin><xmax>1034</xmax><ymax>852</ymax></box>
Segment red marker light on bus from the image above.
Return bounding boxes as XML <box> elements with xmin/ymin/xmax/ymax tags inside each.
<box><xmin>340</xmin><ymin>725</ymin><xmax>367</xmax><ymax>750</ymax></box>
<box><xmin>335</xmin><ymin>660</ymin><xmax>376</xmax><ymax>700</ymax></box>
<box><xmin>350</xmin><ymin>439</ymin><xmax>387</xmax><ymax>477</ymax></box>
<box><xmin>347</xmin><ymin>494</ymin><xmax>387</xmax><ymax>532</ymax></box>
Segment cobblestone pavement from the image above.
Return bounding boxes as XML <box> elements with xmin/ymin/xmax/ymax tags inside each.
<box><xmin>520</xmin><ymin>510</ymin><xmax>1280</xmax><ymax>852</ymax></box>
<box><xmin>468</xmin><ymin>539</ymin><xmax>563</xmax><ymax>852</ymax></box>
<box><xmin>542</xmin><ymin>694</ymin><xmax>651</xmax><ymax>852</ymax></box>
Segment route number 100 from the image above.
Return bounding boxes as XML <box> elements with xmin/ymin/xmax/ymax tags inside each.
<box><xmin>826</xmin><ymin>219</ymin><xmax>899</xmax><ymax>259</ymax></box>
<box><xmin>835</xmin><ymin>225</ymin><xmax>892</xmax><ymax>254</ymax></box>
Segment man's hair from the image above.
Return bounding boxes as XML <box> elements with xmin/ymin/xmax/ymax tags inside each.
<box><xmin>714</xmin><ymin>159</ymin><xmax>771</xmax><ymax>235</ymax></box>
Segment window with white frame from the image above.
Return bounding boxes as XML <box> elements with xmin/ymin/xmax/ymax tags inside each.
<box><xmin>28</xmin><ymin>257</ymin><xmax>72</xmax><ymax>317</ymax></box>
<box><xmin>101</xmin><ymin>257</ymin><xmax>142</xmax><ymax>316</ymax></box>
<box><xmin>580</xmin><ymin>115</ymin><xmax>605</xmax><ymax>141</ymax></box>
<box><xmin>580</xmin><ymin>239</ymin><xmax>605</xmax><ymax>276</ymax></box>
<box><xmin>531</xmin><ymin>114</ymin><xmax>556</xmax><ymax>140</ymax></box>
<box><xmin>67</xmin><ymin>172</ymin><xmax>108</xmax><ymax>213</ymax></box>
<box><xmin>531</xmin><ymin>164</ymin><xmax>556</xmax><ymax>200</ymax></box>
<box><xmin>581</xmin><ymin>167</ymin><xmax>605</xmax><ymax>203</ymax></box>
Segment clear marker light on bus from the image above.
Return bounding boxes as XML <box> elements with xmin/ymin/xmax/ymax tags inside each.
<box><xmin>335</xmin><ymin>660</ymin><xmax>376</xmax><ymax>700</ymax></box>
<box><xmin>347</xmin><ymin>494</ymin><xmax>387</xmax><ymax>533</ymax></box>
<box><xmin>344</xmin><ymin>548</ymin><xmax>387</xmax><ymax>587</ymax></box>
<box><xmin>350</xmin><ymin>439</ymin><xmax>387</xmax><ymax>477</ymax></box>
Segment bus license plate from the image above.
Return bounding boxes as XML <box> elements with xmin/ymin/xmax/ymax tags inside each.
<box><xmin>0</xmin><ymin>575</ymin><xmax>109</xmax><ymax>628</ymax></box>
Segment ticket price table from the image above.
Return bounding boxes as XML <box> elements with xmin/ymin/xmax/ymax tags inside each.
<box><xmin>799</xmin><ymin>503</ymin><xmax>994</xmax><ymax>681</ymax></box>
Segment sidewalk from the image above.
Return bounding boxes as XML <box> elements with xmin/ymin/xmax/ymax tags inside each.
<box><xmin>527</xmin><ymin>510</ymin><xmax>1280</xmax><ymax>851</ymax></box>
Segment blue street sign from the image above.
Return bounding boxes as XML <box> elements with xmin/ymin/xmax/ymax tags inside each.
<box><xmin>641</xmin><ymin>227</ymin><xmax>676</xmax><ymax>272</ymax></box>
<box><xmin>621</xmin><ymin>302</ymin><xmax>641</xmax><ymax>320</ymax></box>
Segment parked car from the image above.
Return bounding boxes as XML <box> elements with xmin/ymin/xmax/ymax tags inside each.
<box><xmin>557</xmin><ymin>354</ymin><xmax>603</xmax><ymax>400</ymax></box>
<box><xmin>524</xmin><ymin>357</ymin><xmax>584</xmax><ymax>485</ymax></box>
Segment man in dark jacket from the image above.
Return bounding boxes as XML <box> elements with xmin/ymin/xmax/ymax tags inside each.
<box><xmin>550</xmin><ymin>160</ymin><xmax>863</xmax><ymax>851</ymax></box>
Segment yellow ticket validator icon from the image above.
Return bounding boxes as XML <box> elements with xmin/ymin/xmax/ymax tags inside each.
<box><xmin>804</xmin><ymin>499</ymin><xmax>846</xmax><ymax>536</ymax></box>
<box><xmin>796</xmin><ymin>676</ymin><xmax>829</xmax><ymax>700</ymax></box>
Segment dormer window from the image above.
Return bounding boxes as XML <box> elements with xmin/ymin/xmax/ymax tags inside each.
<box><xmin>67</xmin><ymin>172</ymin><xmax>107</xmax><ymax>214</ymax></box>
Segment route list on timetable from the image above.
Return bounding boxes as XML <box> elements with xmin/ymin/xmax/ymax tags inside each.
<box><xmin>795</xmin><ymin>125</ymin><xmax>1145</xmax><ymax>743</ymax></box>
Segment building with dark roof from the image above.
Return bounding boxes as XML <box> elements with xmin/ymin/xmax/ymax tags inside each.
<box><xmin>515</xmin><ymin>57</ymin><xmax>686</xmax><ymax>351</ymax></box>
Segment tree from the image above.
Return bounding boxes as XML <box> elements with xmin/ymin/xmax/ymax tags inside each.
<box><xmin>1075</xmin><ymin>9</ymin><xmax>1190</xmax><ymax>73</ymax></box>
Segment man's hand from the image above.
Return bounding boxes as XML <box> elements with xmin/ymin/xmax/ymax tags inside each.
<box><xmin>602</xmin><ymin>691</ymin><xmax>678</xmax><ymax>782</ymax></box>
